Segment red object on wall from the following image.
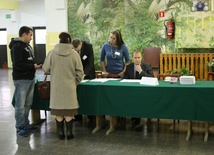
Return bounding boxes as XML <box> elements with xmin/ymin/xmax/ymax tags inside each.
<box><xmin>159</xmin><ymin>11</ymin><xmax>165</xmax><ymax>17</ymax></box>
<box><xmin>164</xmin><ymin>19</ymin><xmax>175</xmax><ymax>39</ymax></box>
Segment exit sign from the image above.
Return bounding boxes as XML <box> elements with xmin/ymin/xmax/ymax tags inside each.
<box><xmin>6</xmin><ymin>14</ymin><xmax>11</xmax><ymax>19</ymax></box>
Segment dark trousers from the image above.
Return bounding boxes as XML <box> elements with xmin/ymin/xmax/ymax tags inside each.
<box><xmin>131</xmin><ymin>117</ymin><xmax>140</xmax><ymax>125</ymax></box>
<box><xmin>74</xmin><ymin>114</ymin><xmax>95</xmax><ymax>122</ymax></box>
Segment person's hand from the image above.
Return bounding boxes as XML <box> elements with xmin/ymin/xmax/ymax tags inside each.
<box><xmin>34</xmin><ymin>64</ymin><xmax>42</xmax><ymax>69</ymax></box>
<box><xmin>118</xmin><ymin>71</ymin><xmax>124</xmax><ymax>78</ymax></box>
<box><xmin>135</xmin><ymin>64</ymin><xmax>142</xmax><ymax>73</ymax></box>
<box><xmin>102</xmin><ymin>71</ymin><xmax>109</xmax><ymax>78</ymax></box>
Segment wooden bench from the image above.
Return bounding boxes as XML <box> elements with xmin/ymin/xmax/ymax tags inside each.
<box><xmin>159</xmin><ymin>53</ymin><xmax>214</xmax><ymax>80</ymax></box>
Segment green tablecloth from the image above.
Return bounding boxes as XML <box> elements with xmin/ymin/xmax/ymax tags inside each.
<box><xmin>77</xmin><ymin>80</ymin><xmax>214</xmax><ymax>122</ymax></box>
<box><xmin>12</xmin><ymin>80</ymin><xmax>214</xmax><ymax>122</ymax></box>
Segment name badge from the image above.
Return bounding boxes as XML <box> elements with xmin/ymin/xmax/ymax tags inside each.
<box><xmin>115</xmin><ymin>51</ymin><xmax>120</xmax><ymax>56</ymax></box>
<box><xmin>82</xmin><ymin>55</ymin><xmax>87</xmax><ymax>60</ymax></box>
<box><xmin>28</xmin><ymin>57</ymin><xmax>33</xmax><ymax>60</ymax></box>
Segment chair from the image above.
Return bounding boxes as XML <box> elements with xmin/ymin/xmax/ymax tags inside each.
<box><xmin>207</xmin><ymin>72</ymin><xmax>214</xmax><ymax>80</ymax></box>
<box><xmin>143</xmin><ymin>47</ymin><xmax>161</xmax><ymax>78</ymax></box>
<box><xmin>157</xmin><ymin>74</ymin><xmax>180</xmax><ymax>130</ymax></box>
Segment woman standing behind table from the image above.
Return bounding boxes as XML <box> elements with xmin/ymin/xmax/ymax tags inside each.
<box><xmin>100</xmin><ymin>30</ymin><xmax>130</xmax><ymax>134</ymax></box>
<box><xmin>100</xmin><ymin>30</ymin><xmax>130</xmax><ymax>78</ymax></box>
<box><xmin>42</xmin><ymin>32</ymin><xmax>84</xmax><ymax>140</ymax></box>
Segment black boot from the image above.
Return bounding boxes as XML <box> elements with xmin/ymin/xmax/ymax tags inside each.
<box><xmin>65</xmin><ymin>120</ymin><xmax>74</xmax><ymax>140</ymax></box>
<box><xmin>55</xmin><ymin>119</ymin><xmax>65</xmax><ymax>140</ymax></box>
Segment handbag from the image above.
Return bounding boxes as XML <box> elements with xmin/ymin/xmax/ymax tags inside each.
<box><xmin>37</xmin><ymin>75</ymin><xmax>50</xmax><ymax>99</ymax></box>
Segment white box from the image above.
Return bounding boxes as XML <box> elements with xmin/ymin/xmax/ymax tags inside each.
<box><xmin>180</xmin><ymin>76</ymin><xmax>196</xmax><ymax>85</ymax></box>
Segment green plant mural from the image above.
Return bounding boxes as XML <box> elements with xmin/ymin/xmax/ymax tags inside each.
<box><xmin>67</xmin><ymin>0</ymin><xmax>214</xmax><ymax>70</ymax></box>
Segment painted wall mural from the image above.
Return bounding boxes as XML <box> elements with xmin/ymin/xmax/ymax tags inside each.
<box><xmin>175</xmin><ymin>0</ymin><xmax>214</xmax><ymax>48</ymax></box>
<box><xmin>67</xmin><ymin>0</ymin><xmax>214</xmax><ymax>57</ymax></box>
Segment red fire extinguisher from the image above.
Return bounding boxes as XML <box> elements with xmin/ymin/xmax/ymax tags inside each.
<box><xmin>164</xmin><ymin>19</ymin><xmax>175</xmax><ymax>39</ymax></box>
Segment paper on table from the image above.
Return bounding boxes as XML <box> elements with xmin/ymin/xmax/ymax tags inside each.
<box><xmin>120</xmin><ymin>79</ymin><xmax>141</xmax><ymax>83</ymax></box>
<box><xmin>106</xmin><ymin>78</ymin><xmax>120</xmax><ymax>80</ymax></box>
<box><xmin>89</xmin><ymin>78</ymin><xmax>109</xmax><ymax>82</ymax></box>
<box><xmin>140</xmin><ymin>77</ymin><xmax>159</xmax><ymax>86</ymax></box>
<box><xmin>81</xmin><ymin>80</ymin><xmax>89</xmax><ymax>83</ymax></box>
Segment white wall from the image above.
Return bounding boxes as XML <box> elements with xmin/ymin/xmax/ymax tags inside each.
<box><xmin>0</xmin><ymin>0</ymin><xmax>45</xmax><ymax>35</ymax></box>
<box><xmin>0</xmin><ymin>10</ymin><xmax>19</xmax><ymax>34</ymax></box>
<box><xmin>0</xmin><ymin>0</ymin><xmax>68</xmax><ymax>34</ymax></box>
<box><xmin>45</xmin><ymin>0</ymin><xmax>68</xmax><ymax>32</ymax></box>
<box><xmin>18</xmin><ymin>0</ymin><xmax>46</xmax><ymax>27</ymax></box>
<box><xmin>0</xmin><ymin>0</ymin><xmax>46</xmax><ymax>36</ymax></box>
<box><xmin>0</xmin><ymin>0</ymin><xmax>68</xmax><ymax>68</ymax></box>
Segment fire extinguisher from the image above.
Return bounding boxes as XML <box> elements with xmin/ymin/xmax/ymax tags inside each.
<box><xmin>164</xmin><ymin>19</ymin><xmax>175</xmax><ymax>39</ymax></box>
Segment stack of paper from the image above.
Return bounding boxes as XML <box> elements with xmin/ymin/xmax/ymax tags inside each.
<box><xmin>180</xmin><ymin>76</ymin><xmax>196</xmax><ymax>85</ymax></box>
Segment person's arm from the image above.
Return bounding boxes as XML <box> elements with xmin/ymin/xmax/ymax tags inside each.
<box><xmin>42</xmin><ymin>51</ymin><xmax>52</xmax><ymax>74</ymax></box>
<box><xmin>75</xmin><ymin>53</ymin><xmax>84</xmax><ymax>85</ymax></box>
<box><xmin>100</xmin><ymin>61</ymin><xmax>107</xmax><ymax>72</ymax></box>
<box><xmin>139</xmin><ymin>63</ymin><xmax>154</xmax><ymax>77</ymax></box>
<box><xmin>123</xmin><ymin>44</ymin><xmax>130</xmax><ymax>66</ymax></box>
<box><xmin>119</xmin><ymin>44</ymin><xmax>130</xmax><ymax>77</ymax></box>
<box><xmin>100</xmin><ymin>43</ymin><xmax>108</xmax><ymax>74</ymax></box>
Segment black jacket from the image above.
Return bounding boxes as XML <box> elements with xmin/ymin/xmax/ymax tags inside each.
<box><xmin>9</xmin><ymin>38</ymin><xmax>35</xmax><ymax>80</ymax></box>
<box><xmin>80</xmin><ymin>41</ymin><xmax>95</xmax><ymax>79</ymax></box>
<box><xmin>123</xmin><ymin>63</ymin><xmax>154</xmax><ymax>79</ymax></box>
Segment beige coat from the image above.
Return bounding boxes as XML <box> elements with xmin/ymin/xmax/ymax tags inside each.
<box><xmin>42</xmin><ymin>43</ymin><xmax>84</xmax><ymax>110</ymax></box>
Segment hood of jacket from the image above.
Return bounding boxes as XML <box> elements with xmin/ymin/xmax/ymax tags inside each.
<box><xmin>9</xmin><ymin>38</ymin><xmax>22</xmax><ymax>49</ymax></box>
<box><xmin>53</xmin><ymin>43</ymin><xmax>74</xmax><ymax>56</ymax></box>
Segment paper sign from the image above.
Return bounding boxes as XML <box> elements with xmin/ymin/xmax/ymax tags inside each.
<box><xmin>170</xmin><ymin>77</ymin><xmax>178</xmax><ymax>83</ymax></box>
<box><xmin>140</xmin><ymin>77</ymin><xmax>159</xmax><ymax>86</ymax></box>
<box><xmin>120</xmin><ymin>79</ymin><xmax>141</xmax><ymax>83</ymax></box>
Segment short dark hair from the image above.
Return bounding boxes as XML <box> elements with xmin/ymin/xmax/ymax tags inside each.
<box><xmin>72</xmin><ymin>38</ymin><xmax>81</xmax><ymax>48</ymax></box>
<box><xmin>110</xmin><ymin>30</ymin><xmax>125</xmax><ymax>49</ymax></box>
<box><xmin>59</xmin><ymin>32</ymin><xmax>72</xmax><ymax>43</ymax></box>
<box><xmin>19</xmin><ymin>26</ymin><xmax>33</xmax><ymax>37</ymax></box>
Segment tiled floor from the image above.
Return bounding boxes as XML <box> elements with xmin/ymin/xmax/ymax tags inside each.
<box><xmin>1</xmin><ymin>68</ymin><xmax>214</xmax><ymax>155</ymax></box>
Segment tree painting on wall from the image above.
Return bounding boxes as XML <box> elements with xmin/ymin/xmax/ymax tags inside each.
<box><xmin>67</xmin><ymin>0</ymin><xmax>214</xmax><ymax>67</ymax></box>
<box><xmin>67</xmin><ymin>0</ymin><xmax>174</xmax><ymax>56</ymax></box>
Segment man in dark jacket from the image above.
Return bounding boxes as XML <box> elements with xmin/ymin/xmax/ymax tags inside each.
<box><xmin>72</xmin><ymin>38</ymin><xmax>95</xmax><ymax>79</ymax></box>
<box><xmin>9</xmin><ymin>26</ymin><xmax>42</xmax><ymax>137</ymax></box>
<box><xmin>72</xmin><ymin>38</ymin><xmax>96</xmax><ymax>122</ymax></box>
<box><xmin>123</xmin><ymin>50</ymin><xmax>154</xmax><ymax>130</ymax></box>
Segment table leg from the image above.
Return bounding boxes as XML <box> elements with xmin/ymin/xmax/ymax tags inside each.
<box><xmin>186</xmin><ymin>120</ymin><xmax>192</xmax><ymax>141</ymax></box>
<box><xmin>92</xmin><ymin>115</ymin><xmax>104</xmax><ymax>134</ymax></box>
<box><xmin>106</xmin><ymin>116</ymin><xmax>117</xmax><ymax>135</ymax></box>
<box><xmin>31</xmin><ymin>109</ymin><xmax>46</xmax><ymax>125</ymax></box>
<box><xmin>204</xmin><ymin>122</ymin><xmax>209</xmax><ymax>142</ymax></box>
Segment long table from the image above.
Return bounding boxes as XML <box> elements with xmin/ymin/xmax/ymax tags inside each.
<box><xmin>77</xmin><ymin>80</ymin><xmax>214</xmax><ymax>140</ymax></box>
<box><xmin>22</xmin><ymin>80</ymin><xmax>214</xmax><ymax>140</ymax></box>
<box><xmin>77</xmin><ymin>80</ymin><xmax>214</xmax><ymax>120</ymax></box>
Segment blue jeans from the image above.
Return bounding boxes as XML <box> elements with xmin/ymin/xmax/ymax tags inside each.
<box><xmin>13</xmin><ymin>79</ymin><xmax>35</xmax><ymax>130</ymax></box>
